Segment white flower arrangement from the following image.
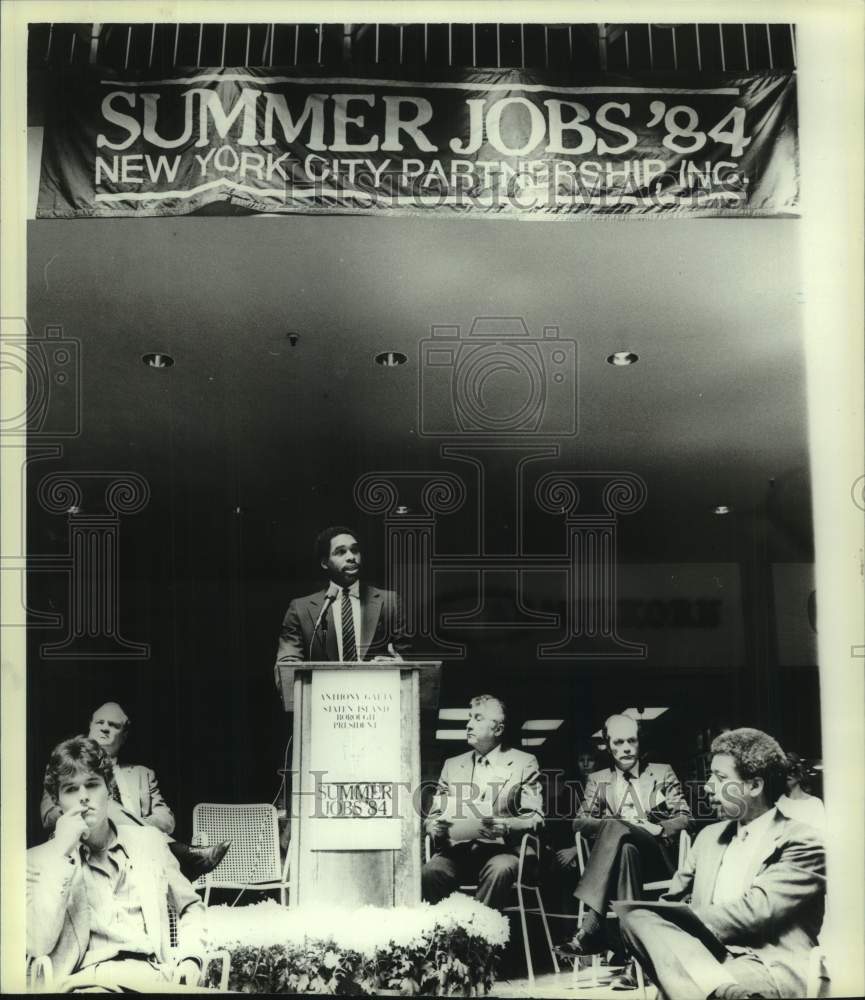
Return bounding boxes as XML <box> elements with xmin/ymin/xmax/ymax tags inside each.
<box><xmin>205</xmin><ymin>894</ymin><xmax>509</xmax><ymax>954</ymax></box>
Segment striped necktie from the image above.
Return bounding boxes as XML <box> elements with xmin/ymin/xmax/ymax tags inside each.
<box><xmin>341</xmin><ymin>587</ymin><xmax>357</xmax><ymax>662</ymax></box>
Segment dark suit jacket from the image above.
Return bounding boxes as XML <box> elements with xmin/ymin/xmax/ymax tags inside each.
<box><xmin>26</xmin><ymin>825</ymin><xmax>205</xmax><ymax>979</ymax></box>
<box><xmin>425</xmin><ymin>746</ymin><xmax>544</xmax><ymax>850</ymax></box>
<box><xmin>275</xmin><ymin>583</ymin><xmax>405</xmax><ymax>682</ymax></box>
<box><xmin>663</xmin><ymin>808</ymin><xmax>825</xmax><ymax>997</ymax></box>
<box><xmin>574</xmin><ymin>762</ymin><xmax>692</xmax><ymax>842</ymax></box>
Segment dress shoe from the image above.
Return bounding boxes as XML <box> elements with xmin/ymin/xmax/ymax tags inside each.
<box><xmin>171</xmin><ymin>839</ymin><xmax>231</xmax><ymax>881</ymax></box>
<box><xmin>610</xmin><ymin>961</ymin><xmax>639</xmax><ymax>991</ymax></box>
<box><xmin>554</xmin><ymin>926</ymin><xmax>606</xmax><ymax>958</ymax></box>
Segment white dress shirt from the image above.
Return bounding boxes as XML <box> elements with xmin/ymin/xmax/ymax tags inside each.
<box><xmin>334</xmin><ymin>581</ymin><xmax>362</xmax><ymax>662</ymax></box>
<box><xmin>613</xmin><ymin>764</ymin><xmax>644</xmax><ymax>820</ymax></box>
<box><xmin>712</xmin><ymin>806</ymin><xmax>778</xmax><ymax>904</ymax></box>
<box><xmin>471</xmin><ymin>744</ymin><xmax>505</xmax><ymax>843</ymax></box>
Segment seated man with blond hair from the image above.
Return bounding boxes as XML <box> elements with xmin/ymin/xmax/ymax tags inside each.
<box><xmin>28</xmin><ymin>736</ymin><xmax>206</xmax><ymax>991</ymax></box>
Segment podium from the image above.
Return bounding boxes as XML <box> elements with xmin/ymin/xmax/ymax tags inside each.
<box><xmin>278</xmin><ymin>661</ymin><xmax>441</xmax><ymax>908</ymax></box>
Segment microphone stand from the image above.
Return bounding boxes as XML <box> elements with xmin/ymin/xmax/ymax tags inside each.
<box><xmin>308</xmin><ymin>590</ymin><xmax>336</xmax><ymax>660</ymax></box>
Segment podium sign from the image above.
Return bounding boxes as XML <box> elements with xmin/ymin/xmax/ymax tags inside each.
<box><xmin>280</xmin><ymin>661</ymin><xmax>440</xmax><ymax>908</ymax></box>
<box><xmin>309</xmin><ymin>669</ymin><xmax>402</xmax><ymax>849</ymax></box>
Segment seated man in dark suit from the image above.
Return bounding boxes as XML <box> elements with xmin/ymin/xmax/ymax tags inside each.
<box><xmin>422</xmin><ymin>694</ymin><xmax>544</xmax><ymax>910</ymax></box>
<box><xmin>559</xmin><ymin>713</ymin><xmax>691</xmax><ymax>961</ymax></box>
<box><xmin>28</xmin><ymin>736</ymin><xmax>206</xmax><ymax>990</ymax></box>
<box><xmin>274</xmin><ymin>525</ymin><xmax>406</xmax><ymax>684</ymax></box>
<box><xmin>618</xmin><ymin>727</ymin><xmax>825</xmax><ymax>1000</ymax></box>
<box><xmin>40</xmin><ymin>701</ymin><xmax>229</xmax><ymax>882</ymax></box>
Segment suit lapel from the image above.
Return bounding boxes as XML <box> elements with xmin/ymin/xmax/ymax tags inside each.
<box><xmin>488</xmin><ymin>750</ymin><xmax>518</xmax><ymax>811</ymax></box>
<box><xmin>744</xmin><ymin>811</ymin><xmax>784</xmax><ymax>884</ymax></box>
<box><xmin>693</xmin><ymin>823</ymin><xmax>735</xmax><ymax>907</ymax></box>
<box><xmin>454</xmin><ymin>752</ymin><xmax>474</xmax><ymax>787</ymax></box>
<box><xmin>305</xmin><ymin>591</ymin><xmax>338</xmax><ymax>660</ymax></box>
<box><xmin>636</xmin><ymin>765</ymin><xmax>657</xmax><ymax>812</ymax></box>
<box><xmin>67</xmin><ymin>867</ymin><xmax>90</xmax><ymax>963</ymax></box>
<box><xmin>359</xmin><ymin>585</ymin><xmax>383</xmax><ymax>661</ymax></box>
<box><xmin>590</xmin><ymin>768</ymin><xmax>613</xmax><ymax>814</ymax></box>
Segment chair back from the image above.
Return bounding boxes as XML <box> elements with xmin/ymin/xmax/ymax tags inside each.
<box><xmin>677</xmin><ymin>829</ymin><xmax>692</xmax><ymax>868</ymax></box>
<box><xmin>192</xmin><ymin>803</ymin><xmax>283</xmax><ymax>889</ymax></box>
<box><xmin>168</xmin><ymin>900</ymin><xmax>179</xmax><ymax>950</ymax></box>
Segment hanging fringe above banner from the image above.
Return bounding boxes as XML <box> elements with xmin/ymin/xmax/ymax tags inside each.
<box><xmin>37</xmin><ymin>67</ymin><xmax>799</xmax><ymax>220</ymax></box>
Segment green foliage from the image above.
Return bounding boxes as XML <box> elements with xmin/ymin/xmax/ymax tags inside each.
<box><xmin>205</xmin><ymin>921</ymin><xmax>502</xmax><ymax>995</ymax></box>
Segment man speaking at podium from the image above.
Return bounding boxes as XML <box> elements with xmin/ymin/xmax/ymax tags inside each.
<box><xmin>275</xmin><ymin>526</ymin><xmax>406</xmax><ymax>687</ymax></box>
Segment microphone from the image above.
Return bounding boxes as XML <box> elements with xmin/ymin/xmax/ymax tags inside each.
<box><xmin>309</xmin><ymin>583</ymin><xmax>338</xmax><ymax>659</ymax></box>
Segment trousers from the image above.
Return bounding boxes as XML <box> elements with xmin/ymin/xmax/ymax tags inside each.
<box><xmin>574</xmin><ymin>819</ymin><xmax>674</xmax><ymax>915</ymax></box>
<box><xmin>619</xmin><ymin>907</ymin><xmax>781</xmax><ymax>1000</ymax></box>
<box><xmin>422</xmin><ymin>841</ymin><xmax>521</xmax><ymax>910</ymax></box>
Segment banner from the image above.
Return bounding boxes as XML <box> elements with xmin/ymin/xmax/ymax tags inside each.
<box><xmin>37</xmin><ymin>67</ymin><xmax>798</xmax><ymax>219</ymax></box>
<box><xmin>307</xmin><ymin>669</ymin><xmax>402</xmax><ymax>850</ymax></box>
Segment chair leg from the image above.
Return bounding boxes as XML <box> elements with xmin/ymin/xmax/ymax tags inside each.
<box><xmin>634</xmin><ymin>958</ymin><xmax>648</xmax><ymax>999</ymax></box>
<box><xmin>516</xmin><ymin>883</ymin><xmax>534</xmax><ymax>987</ymax></box>
<box><xmin>533</xmin><ymin>886</ymin><xmax>559</xmax><ymax>974</ymax></box>
<box><xmin>204</xmin><ymin>883</ymin><xmax>211</xmax><ymax>907</ymax></box>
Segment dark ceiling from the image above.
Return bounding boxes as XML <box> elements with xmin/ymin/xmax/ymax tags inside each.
<box><xmin>26</xmin><ymin>213</ymin><xmax>811</xmax><ymax>564</ymax></box>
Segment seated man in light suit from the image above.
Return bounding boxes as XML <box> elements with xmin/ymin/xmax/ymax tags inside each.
<box><xmin>422</xmin><ymin>694</ymin><xmax>544</xmax><ymax>911</ymax></box>
<box><xmin>28</xmin><ymin>736</ymin><xmax>206</xmax><ymax>990</ymax></box>
<box><xmin>40</xmin><ymin>702</ymin><xmax>228</xmax><ymax>882</ymax></box>
<box><xmin>274</xmin><ymin>525</ymin><xmax>406</xmax><ymax>683</ymax></box>
<box><xmin>618</xmin><ymin>727</ymin><xmax>825</xmax><ymax>1000</ymax></box>
<box><xmin>560</xmin><ymin>713</ymin><xmax>691</xmax><ymax>963</ymax></box>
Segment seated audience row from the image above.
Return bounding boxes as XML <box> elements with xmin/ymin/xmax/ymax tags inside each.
<box><xmin>29</xmin><ymin>693</ymin><xmax>825</xmax><ymax>998</ymax></box>
<box><xmin>420</xmin><ymin>694</ymin><xmax>825</xmax><ymax>999</ymax></box>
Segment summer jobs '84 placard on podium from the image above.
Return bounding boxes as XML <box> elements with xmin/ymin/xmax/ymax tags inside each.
<box><xmin>307</xmin><ymin>669</ymin><xmax>402</xmax><ymax>850</ymax></box>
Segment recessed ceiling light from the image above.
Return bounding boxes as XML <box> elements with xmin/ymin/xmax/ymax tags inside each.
<box><xmin>622</xmin><ymin>707</ymin><xmax>669</xmax><ymax>721</ymax></box>
<box><xmin>142</xmin><ymin>353</ymin><xmax>174</xmax><ymax>369</ymax></box>
<box><xmin>435</xmin><ymin>729</ymin><xmax>467</xmax><ymax>740</ymax></box>
<box><xmin>606</xmin><ymin>351</ymin><xmax>639</xmax><ymax>367</ymax></box>
<box><xmin>438</xmin><ymin>708</ymin><xmax>470</xmax><ymax>721</ymax></box>
<box><xmin>521</xmin><ymin>719</ymin><xmax>564</xmax><ymax>732</ymax></box>
<box><xmin>375</xmin><ymin>351</ymin><xmax>407</xmax><ymax>367</ymax></box>
<box><xmin>713</xmin><ymin>505</ymin><xmax>732</xmax><ymax>515</ymax></box>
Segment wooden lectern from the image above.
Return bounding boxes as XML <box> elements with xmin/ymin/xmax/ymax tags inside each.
<box><xmin>278</xmin><ymin>661</ymin><xmax>441</xmax><ymax>908</ymax></box>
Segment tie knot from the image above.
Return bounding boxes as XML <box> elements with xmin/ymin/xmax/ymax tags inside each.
<box><xmin>342</xmin><ymin>586</ymin><xmax>351</xmax><ymax>596</ymax></box>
